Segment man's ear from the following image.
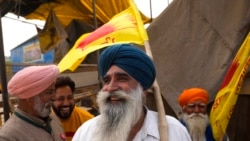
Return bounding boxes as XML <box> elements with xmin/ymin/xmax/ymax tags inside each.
<box><xmin>145</xmin><ymin>88</ymin><xmax>154</xmax><ymax>96</ymax></box>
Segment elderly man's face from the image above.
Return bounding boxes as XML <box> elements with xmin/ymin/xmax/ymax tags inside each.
<box><xmin>101</xmin><ymin>65</ymin><xmax>139</xmax><ymax>93</ymax></box>
<box><xmin>182</xmin><ymin>101</ymin><xmax>209</xmax><ymax>141</ymax></box>
<box><xmin>33</xmin><ymin>82</ymin><xmax>56</xmax><ymax>118</ymax></box>
<box><xmin>94</xmin><ymin>65</ymin><xmax>145</xmax><ymax>141</ymax></box>
<box><xmin>183</xmin><ymin>101</ymin><xmax>207</xmax><ymax>115</ymax></box>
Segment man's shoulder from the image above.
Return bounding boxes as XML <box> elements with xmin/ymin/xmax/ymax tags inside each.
<box><xmin>146</xmin><ymin>110</ymin><xmax>191</xmax><ymax>140</ymax></box>
<box><xmin>76</xmin><ymin>115</ymin><xmax>99</xmax><ymax>131</ymax></box>
<box><xmin>147</xmin><ymin>110</ymin><xmax>177</xmax><ymax>120</ymax></box>
<box><xmin>147</xmin><ymin>110</ymin><xmax>185</xmax><ymax>127</ymax></box>
<box><xmin>73</xmin><ymin>106</ymin><xmax>94</xmax><ymax>117</ymax></box>
<box><xmin>74</xmin><ymin>106</ymin><xmax>88</xmax><ymax>112</ymax></box>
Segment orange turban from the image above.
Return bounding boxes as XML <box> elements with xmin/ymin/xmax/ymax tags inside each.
<box><xmin>8</xmin><ymin>65</ymin><xmax>59</xmax><ymax>99</ymax></box>
<box><xmin>178</xmin><ymin>88</ymin><xmax>209</xmax><ymax>107</ymax></box>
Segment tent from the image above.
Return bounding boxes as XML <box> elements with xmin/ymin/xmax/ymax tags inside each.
<box><xmin>147</xmin><ymin>0</ymin><xmax>250</xmax><ymax>140</ymax></box>
<box><xmin>1</xmin><ymin>0</ymin><xmax>151</xmax><ymax>27</ymax></box>
<box><xmin>147</xmin><ymin>0</ymin><xmax>250</xmax><ymax>116</ymax></box>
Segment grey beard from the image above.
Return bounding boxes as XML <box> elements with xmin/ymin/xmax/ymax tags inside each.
<box><xmin>93</xmin><ymin>85</ymin><xmax>144</xmax><ymax>141</ymax></box>
<box><xmin>183</xmin><ymin>113</ymin><xmax>209</xmax><ymax>141</ymax></box>
<box><xmin>33</xmin><ymin>95</ymin><xmax>51</xmax><ymax>117</ymax></box>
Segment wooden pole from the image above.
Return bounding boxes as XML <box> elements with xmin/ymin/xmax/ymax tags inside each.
<box><xmin>0</xmin><ymin>11</ymin><xmax>10</xmax><ymax>121</ymax></box>
<box><xmin>219</xmin><ymin>134</ymin><xmax>224</xmax><ymax>141</ymax></box>
<box><xmin>144</xmin><ymin>41</ymin><xmax>168</xmax><ymax>141</ymax></box>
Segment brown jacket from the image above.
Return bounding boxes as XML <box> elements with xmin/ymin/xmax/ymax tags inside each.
<box><xmin>0</xmin><ymin>108</ymin><xmax>66</xmax><ymax>141</ymax></box>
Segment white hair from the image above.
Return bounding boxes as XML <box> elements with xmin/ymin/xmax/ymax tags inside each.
<box><xmin>182</xmin><ymin>113</ymin><xmax>209</xmax><ymax>141</ymax></box>
<box><xmin>33</xmin><ymin>95</ymin><xmax>52</xmax><ymax>117</ymax></box>
<box><xmin>93</xmin><ymin>84</ymin><xmax>144</xmax><ymax>141</ymax></box>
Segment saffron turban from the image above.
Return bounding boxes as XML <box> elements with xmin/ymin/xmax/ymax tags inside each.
<box><xmin>98</xmin><ymin>44</ymin><xmax>156</xmax><ymax>90</ymax></box>
<box><xmin>8</xmin><ymin>65</ymin><xmax>59</xmax><ymax>99</ymax></box>
<box><xmin>178</xmin><ymin>88</ymin><xmax>209</xmax><ymax>107</ymax></box>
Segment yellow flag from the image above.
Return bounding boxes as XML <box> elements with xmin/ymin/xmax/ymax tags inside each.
<box><xmin>129</xmin><ymin>0</ymin><xmax>149</xmax><ymax>41</ymax></box>
<box><xmin>209</xmin><ymin>33</ymin><xmax>250</xmax><ymax>141</ymax></box>
<box><xmin>57</xmin><ymin>2</ymin><xmax>148</xmax><ymax>72</ymax></box>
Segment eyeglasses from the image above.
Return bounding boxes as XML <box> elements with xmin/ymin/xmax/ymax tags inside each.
<box><xmin>185</xmin><ymin>103</ymin><xmax>207</xmax><ymax>110</ymax></box>
<box><xmin>55</xmin><ymin>95</ymin><xmax>74</xmax><ymax>103</ymax></box>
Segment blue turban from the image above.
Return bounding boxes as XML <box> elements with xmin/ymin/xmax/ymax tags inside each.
<box><xmin>98</xmin><ymin>44</ymin><xmax>156</xmax><ymax>90</ymax></box>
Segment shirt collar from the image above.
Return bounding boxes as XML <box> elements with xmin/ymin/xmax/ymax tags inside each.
<box><xmin>139</xmin><ymin>107</ymin><xmax>160</xmax><ymax>139</ymax></box>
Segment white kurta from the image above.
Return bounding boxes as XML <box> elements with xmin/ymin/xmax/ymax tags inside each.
<box><xmin>73</xmin><ymin>109</ymin><xmax>191</xmax><ymax>141</ymax></box>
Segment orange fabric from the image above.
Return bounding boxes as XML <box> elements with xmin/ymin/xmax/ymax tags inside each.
<box><xmin>178</xmin><ymin>88</ymin><xmax>209</xmax><ymax>107</ymax></box>
<box><xmin>25</xmin><ymin>0</ymin><xmax>151</xmax><ymax>27</ymax></box>
<box><xmin>60</xmin><ymin>106</ymin><xmax>94</xmax><ymax>141</ymax></box>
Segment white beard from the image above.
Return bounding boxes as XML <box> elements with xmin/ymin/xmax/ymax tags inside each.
<box><xmin>92</xmin><ymin>85</ymin><xmax>144</xmax><ymax>141</ymax></box>
<box><xmin>33</xmin><ymin>95</ymin><xmax>52</xmax><ymax>117</ymax></box>
<box><xmin>183</xmin><ymin>113</ymin><xmax>209</xmax><ymax>141</ymax></box>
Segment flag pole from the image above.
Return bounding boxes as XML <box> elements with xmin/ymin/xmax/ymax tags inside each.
<box><xmin>144</xmin><ymin>40</ymin><xmax>168</xmax><ymax>141</ymax></box>
<box><xmin>0</xmin><ymin>11</ymin><xmax>10</xmax><ymax>121</ymax></box>
<box><xmin>219</xmin><ymin>134</ymin><xmax>224</xmax><ymax>141</ymax></box>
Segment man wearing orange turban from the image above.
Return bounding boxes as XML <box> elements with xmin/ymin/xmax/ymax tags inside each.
<box><xmin>178</xmin><ymin>88</ymin><xmax>229</xmax><ymax>141</ymax></box>
<box><xmin>0</xmin><ymin>65</ymin><xmax>66</xmax><ymax>141</ymax></box>
<box><xmin>178</xmin><ymin>88</ymin><xmax>213</xmax><ymax>141</ymax></box>
<box><xmin>178</xmin><ymin>88</ymin><xmax>209</xmax><ymax>111</ymax></box>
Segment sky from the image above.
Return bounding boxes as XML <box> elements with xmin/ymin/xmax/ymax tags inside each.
<box><xmin>1</xmin><ymin>0</ymin><xmax>172</xmax><ymax>57</ymax></box>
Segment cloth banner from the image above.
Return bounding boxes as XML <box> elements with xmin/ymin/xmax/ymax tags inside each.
<box><xmin>37</xmin><ymin>10</ymin><xmax>68</xmax><ymax>53</ymax></box>
<box><xmin>209</xmin><ymin>33</ymin><xmax>250</xmax><ymax>141</ymax></box>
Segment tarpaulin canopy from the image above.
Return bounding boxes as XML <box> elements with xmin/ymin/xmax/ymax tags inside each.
<box><xmin>1</xmin><ymin>0</ymin><xmax>151</xmax><ymax>27</ymax></box>
<box><xmin>1</xmin><ymin>0</ymin><xmax>151</xmax><ymax>63</ymax></box>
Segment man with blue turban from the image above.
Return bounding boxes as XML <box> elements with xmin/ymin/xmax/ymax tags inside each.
<box><xmin>73</xmin><ymin>44</ymin><xmax>191</xmax><ymax>141</ymax></box>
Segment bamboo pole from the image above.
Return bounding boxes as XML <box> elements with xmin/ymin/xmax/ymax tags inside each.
<box><xmin>219</xmin><ymin>134</ymin><xmax>224</xmax><ymax>141</ymax></box>
<box><xmin>144</xmin><ymin>41</ymin><xmax>168</xmax><ymax>141</ymax></box>
<box><xmin>0</xmin><ymin>11</ymin><xmax>10</xmax><ymax>121</ymax></box>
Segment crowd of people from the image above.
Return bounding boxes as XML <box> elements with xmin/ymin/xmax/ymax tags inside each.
<box><xmin>0</xmin><ymin>43</ymin><xmax>226</xmax><ymax>141</ymax></box>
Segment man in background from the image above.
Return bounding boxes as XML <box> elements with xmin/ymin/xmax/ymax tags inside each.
<box><xmin>178</xmin><ymin>87</ymin><xmax>229</xmax><ymax>141</ymax></box>
<box><xmin>52</xmin><ymin>76</ymin><xmax>93</xmax><ymax>141</ymax></box>
<box><xmin>0</xmin><ymin>65</ymin><xmax>66</xmax><ymax>141</ymax></box>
